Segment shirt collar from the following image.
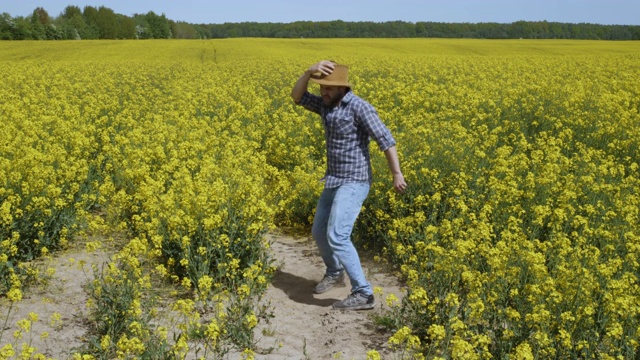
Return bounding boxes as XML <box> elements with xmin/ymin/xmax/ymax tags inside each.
<box><xmin>341</xmin><ymin>90</ymin><xmax>354</xmax><ymax>104</ymax></box>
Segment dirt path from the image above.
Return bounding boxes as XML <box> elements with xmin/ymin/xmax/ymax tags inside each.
<box><xmin>0</xmin><ymin>233</ymin><xmax>404</xmax><ymax>359</ymax></box>
<box><xmin>254</xmin><ymin>233</ymin><xmax>405</xmax><ymax>359</ymax></box>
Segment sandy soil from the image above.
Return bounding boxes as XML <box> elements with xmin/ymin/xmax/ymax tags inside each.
<box><xmin>0</xmin><ymin>233</ymin><xmax>405</xmax><ymax>359</ymax></box>
<box><xmin>252</xmin><ymin>233</ymin><xmax>405</xmax><ymax>359</ymax></box>
<box><xmin>0</xmin><ymin>244</ymin><xmax>111</xmax><ymax>359</ymax></box>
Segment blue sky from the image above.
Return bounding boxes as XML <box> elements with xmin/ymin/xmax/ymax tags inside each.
<box><xmin>2</xmin><ymin>0</ymin><xmax>639</xmax><ymax>25</ymax></box>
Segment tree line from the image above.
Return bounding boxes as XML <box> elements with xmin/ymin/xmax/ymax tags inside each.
<box><xmin>0</xmin><ymin>6</ymin><xmax>205</xmax><ymax>40</ymax></box>
<box><xmin>2</xmin><ymin>6</ymin><xmax>639</xmax><ymax>40</ymax></box>
<box><xmin>209</xmin><ymin>20</ymin><xmax>640</xmax><ymax>40</ymax></box>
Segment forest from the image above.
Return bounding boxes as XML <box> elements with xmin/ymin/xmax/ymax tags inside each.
<box><xmin>1</xmin><ymin>5</ymin><xmax>639</xmax><ymax>40</ymax></box>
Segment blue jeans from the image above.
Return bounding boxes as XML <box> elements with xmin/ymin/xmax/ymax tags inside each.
<box><xmin>311</xmin><ymin>182</ymin><xmax>372</xmax><ymax>296</ymax></box>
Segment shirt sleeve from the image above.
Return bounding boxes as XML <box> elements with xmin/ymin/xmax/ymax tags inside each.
<box><xmin>357</xmin><ymin>102</ymin><xmax>396</xmax><ymax>151</ymax></box>
<box><xmin>297</xmin><ymin>91</ymin><xmax>322</xmax><ymax>115</ymax></box>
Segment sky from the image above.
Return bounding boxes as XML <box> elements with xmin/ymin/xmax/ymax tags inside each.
<box><xmin>2</xmin><ymin>0</ymin><xmax>639</xmax><ymax>26</ymax></box>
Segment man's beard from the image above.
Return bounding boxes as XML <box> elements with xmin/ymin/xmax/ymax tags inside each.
<box><xmin>323</xmin><ymin>93</ymin><xmax>343</xmax><ymax>107</ymax></box>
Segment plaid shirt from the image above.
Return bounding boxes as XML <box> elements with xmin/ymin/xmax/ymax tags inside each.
<box><xmin>298</xmin><ymin>90</ymin><xmax>396</xmax><ymax>188</ymax></box>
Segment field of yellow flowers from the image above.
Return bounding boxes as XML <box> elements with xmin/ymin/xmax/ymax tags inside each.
<box><xmin>1</xmin><ymin>38</ymin><xmax>639</xmax><ymax>359</ymax></box>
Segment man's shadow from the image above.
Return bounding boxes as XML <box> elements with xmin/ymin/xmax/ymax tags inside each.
<box><xmin>271</xmin><ymin>269</ymin><xmax>339</xmax><ymax>307</ymax></box>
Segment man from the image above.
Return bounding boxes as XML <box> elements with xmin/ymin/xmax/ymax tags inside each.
<box><xmin>291</xmin><ymin>60</ymin><xmax>407</xmax><ymax>310</ymax></box>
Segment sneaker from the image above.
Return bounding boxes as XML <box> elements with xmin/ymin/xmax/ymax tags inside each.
<box><xmin>314</xmin><ymin>273</ymin><xmax>345</xmax><ymax>294</ymax></box>
<box><xmin>332</xmin><ymin>292</ymin><xmax>375</xmax><ymax>310</ymax></box>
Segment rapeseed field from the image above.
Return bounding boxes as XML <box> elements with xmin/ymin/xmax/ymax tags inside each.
<box><xmin>1</xmin><ymin>39</ymin><xmax>638</xmax><ymax>359</ymax></box>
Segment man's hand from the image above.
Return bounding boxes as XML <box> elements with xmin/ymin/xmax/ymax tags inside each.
<box><xmin>384</xmin><ymin>146</ymin><xmax>407</xmax><ymax>194</ymax></box>
<box><xmin>309</xmin><ymin>60</ymin><xmax>335</xmax><ymax>77</ymax></box>
<box><xmin>393</xmin><ymin>173</ymin><xmax>407</xmax><ymax>194</ymax></box>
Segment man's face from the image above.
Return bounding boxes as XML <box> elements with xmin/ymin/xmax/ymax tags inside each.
<box><xmin>320</xmin><ymin>85</ymin><xmax>347</xmax><ymax>107</ymax></box>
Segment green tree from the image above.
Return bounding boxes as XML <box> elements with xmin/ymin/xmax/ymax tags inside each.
<box><xmin>96</xmin><ymin>6</ymin><xmax>118</xmax><ymax>39</ymax></box>
<box><xmin>172</xmin><ymin>21</ymin><xmax>198</xmax><ymax>39</ymax></box>
<box><xmin>548</xmin><ymin>22</ymin><xmax>563</xmax><ymax>38</ymax></box>
<box><xmin>0</xmin><ymin>12</ymin><xmax>14</xmax><ymax>39</ymax></box>
<box><xmin>81</xmin><ymin>6</ymin><xmax>100</xmax><ymax>39</ymax></box>
<box><xmin>193</xmin><ymin>24</ymin><xmax>211</xmax><ymax>39</ymax></box>
<box><xmin>29</xmin><ymin>7</ymin><xmax>49</xmax><ymax>39</ymax></box>
<box><xmin>31</xmin><ymin>6</ymin><xmax>61</xmax><ymax>39</ymax></box>
<box><xmin>117</xmin><ymin>15</ymin><xmax>136</xmax><ymax>39</ymax></box>
<box><xmin>508</xmin><ymin>20</ymin><xmax>531</xmax><ymax>38</ymax></box>
<box><xmin>57</xmin><ymin>5</ymin><xmax>84</xmax><ymax>39</ymax></box>
<box><xmin>145</xmin><ymin>11</ymin><xmax>171</xmax><ymax>38</ymax></box>
<box><xmin>12</xmin><ymin>16</ymin><xmax>32</xmax><ymax>39</ymax></box>
<box><xmin>33</xmin><ymin>7</ymin><xmax>50</xmax><ymax>25</ymax></box>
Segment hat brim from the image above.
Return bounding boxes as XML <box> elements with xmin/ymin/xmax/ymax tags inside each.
<box><xmin>310</xmin><ymin>72</ymin><xmax>352</xmax><ymax>87</ymax></box>
<box><xmin>310</xmin><ymin>77</ymin><xmax>352</xmax><ymax>87</ymax></box>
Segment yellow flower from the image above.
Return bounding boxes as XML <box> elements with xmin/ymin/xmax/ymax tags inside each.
<box><xmin>116</xmin><ymin>334</ymin><xmax>146</xmax><ymax>356</ymax></box>
<box><xmin>71</xmin><ymin>354</ymin><xmax>96</xmax><ymax>360</ymax></box>
<box><xmin>366</xmin><ymin>350</ymin><xmax>381</xmax><ymax>360</ymax></box>
<box><xmin>241</xmin><ymin>348</ymin><xmax>255</xmax><ymax>360</ymax></box>
<box><xmin>385</xmin><ymin>293</ymin><xmax>400</xmax><ymax>307</ymax></box>
<box><xmin>510</xmin><ymin>341</ymin><xmax>534</xmax><ymax>360</ymax></box>
<box><xmin>428</xmin><ymin>324</ymin><xmax>446</xmax><ymax>342</ymax></box>
<box><xmin>408</xmin><ymin>287</ymin><xmax>428</xmax><ymax>306</ymax></box>
<box><xmin>100</xmin><ymin>335</ymin><xmax>112</xmax><ymax>350</ymax></box>
<box><xmin>7</xmin><ymin>288</ymin><xmax>22</xmax><ymax>302</ymax></box>
<box><xmin>85</xmin><ymin>241</ymin><xmax>102</xmax><ymax>252</ymax></box>
<box><xmin>0</xmin><ymin>344</ymin><xmax>15</xmax><ymax>358</ymax></box>
<box><xmin>28</xmin><ymin>312</ymin><xmax>38</xmax><ymax>322</ymax></box>
<box><xmin>155</xmin><ymin>264</ymin><xmax>168</xmax><ymax>277</ymax></box>
<box><xmin>19</xmin><ymin>344</ymin><xmax>36</xmax><ymax>359</ymax></box>
<box><xmin>244</xmin><ymin>313</ymin><xmax>258</xmax><ymax>329</ymax></box>
<box><xmin>237</xmin><ymin>284</ymin><xmax>251</xmax><ymax>299</ymax></box>
<box><xmin>17</xmin><ymin>318</ymin><xmax>32</xmax><ymax>332</ymax></box>
<box><xmin>181</xmin><ymin>276</ymin><xmax>192</xmax><ymax>289</ymax></box>
<box><xmin>450</xmin><ymin>337</ymin><xmax>475</xmax><ymax>359</ymax></box>
<box><xmin>198</xmin><ymin>275</ymin><xmax>213</xmax><ymax>294</ymax></box>
<box><xmin>49</xmin><ymin>312</ymin><xmax>62</xmax><ymax>328</ymax></box>
<box><xmin>205</xmin><ymin>320</ymin><xmax>220</xmax><ymax>342</ymax></box>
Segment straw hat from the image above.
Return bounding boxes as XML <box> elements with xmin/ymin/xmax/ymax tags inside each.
<box><xmin>311</xmin><ymin>64</ymin><xmax>352</xmax><ymax>87</ymax></box>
